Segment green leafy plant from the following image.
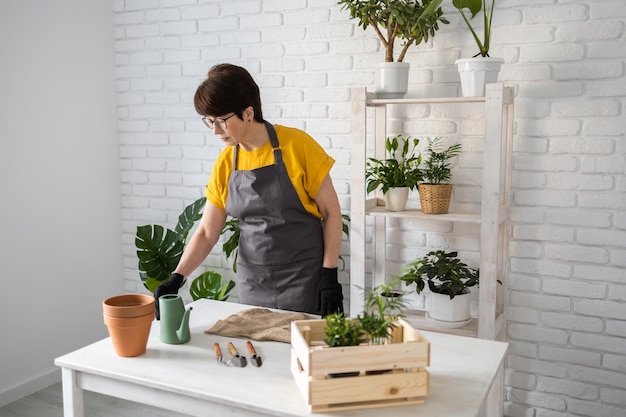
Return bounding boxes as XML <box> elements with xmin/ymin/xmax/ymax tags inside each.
<box><xmin>421</xmin><ymin>137</ymin><xmax>462</xmax><ymax>185</ymax></box>
<box><xmin>366</xmin><ymin>135</ymin><xmax>423</xmax><ymax>194</ymax></box>
<box><xmin>189</xmin><ymin>270</ymin><xmax>235</xmax><ymax>301</ymax></box>
<box><xmin>324</xmin><ymin>313</ymin><xmax>364</xmax><ymax>347</ymax></box>
<box><xmin>453</xmin><ymin>0</ymin><xmax>496</xmax><ymax>57</ymax></box>
<box><xmin>395</xmin><ymin>250</ymin><xmax>480</xmax><ymax>299</ymax></box>
<box><xmin>136</xmin><ymin>197</ymin><xmax>206</xmax><ymax>292</ymax></box>
<box><xmin>338</xmin><ymin>0</ymin><xmax>449</xmax><ymax>62</ymax></box>
<box><xmin>221</xmin><ymin>218</ymin><xmax>240</xmax><ymax>272</ymax></box>
<box><xmin>358</xmin><ymin>282</ymin><xmax>407</xmax><ymax>344</ymax></box>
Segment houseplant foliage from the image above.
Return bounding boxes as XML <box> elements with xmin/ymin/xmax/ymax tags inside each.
<box><xmin>418</xmin><ymin>137</ymin><xmax>462</xmax><ymax>213</ymax></box>
<box><xmin>365</xmin><ymin>135</ymin><xmax>423</xmax><ymax>194</ymax></box>
<box><xmin>323</xmin><ymin>282</ymin><xmax>406</xmax><ymax>347</ymax></box>
<box><xmin>324</xmin><ymin>313</ymin><xmax>363</xmax><ymax>347</ymax></box>
<box><xmin>189</xmin><ymin>270</ymin><xmax>235</xmax><ymax>301</ymax></box>
<box><xmin>421</xmin><ymin>137</ymin><xmax>462</xmax><ymax>185</ymax></box>
<box><xmin>452</xmin><ymin>0</ymin><xmax>496</xmax><ymax>57</ymax></box>
<box><xmin>136</xmin><ymin>197</ymin><xmax>235</xmax><ymax>299</ymax></box>
<box><xmin>136</xmin><ymin>197</ymin><xmax>206</xmax><ymax>292</ymax></box>
<box><xmin>395</xmin><ymin>250</ymin><xmax>479</xmax><ymax>299</ymax></box>
<box><xmin>359</xmin><ymin>282</ymin><xmax>406</xmax><ymax>344</ymax></box>
<box><xmin>338</xmin><ymin>0</ymin><xmax>449</xmax><ymax>62</ymax></box>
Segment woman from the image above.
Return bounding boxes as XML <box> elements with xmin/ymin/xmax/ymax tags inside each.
<box><xmin>154</xmin><ymin>63</ymin><xmax>344</xmax><ymax>317</ymax></box>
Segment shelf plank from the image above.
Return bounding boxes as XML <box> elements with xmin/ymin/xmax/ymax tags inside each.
<box><xmin>403</xmin><ymin>311</ymin><xmax>478</xmax><ymax>338</ymax></box>
<box><xmin>366</xmin><ymin>205</ymin><xmax>481</xmax><ymax>224</ymax></box>
<box><xmin>366</xmin><ymin>94</ymin><xmax>486</xmax><ymax>105</ymax></box>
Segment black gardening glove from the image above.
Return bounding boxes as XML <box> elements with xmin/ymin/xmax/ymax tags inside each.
<box><xmin>316</xmin><ymin>267</ymin><xmax>344</xmax><ymax>318</ymax></box>
<box><xmin>153</xmin><ymin>273</ymin><xmax>184</xmax><ymax>320</ymax></box>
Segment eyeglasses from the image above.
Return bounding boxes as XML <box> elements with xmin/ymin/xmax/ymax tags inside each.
<box><xmin>201</xmin><ymin>113</ymin><xmax>238</xmax><ymax>130</ymax></box>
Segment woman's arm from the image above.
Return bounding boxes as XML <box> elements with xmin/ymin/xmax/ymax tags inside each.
<box><xmin>314</xmin><ymin>175</ymin><xmax>343</xmax><ymax>268</ymax></box>
<box><xmin>174</xmin><ymin>201</ymin><xmax>227</xmax><ymax>280</ymax></box>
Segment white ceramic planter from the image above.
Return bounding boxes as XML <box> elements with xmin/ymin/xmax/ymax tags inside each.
<box><xmin>375</xmin><ymin>62</ymin><xmax>410</xmax><ymax>99</ymax></box>
<box><xmin>383</xmin><ymin>187</ymin><xmax>409</xmax><ymax>211</ymax></box>
<box><xmin>426</xmin><ymin>291</ymin><xmax>471</xmax><ymax>328</ymax></box>
<box><xmin>455</xmin><ymin>57</ymin><xmax>504</xmax><ymax>97</ymax></box>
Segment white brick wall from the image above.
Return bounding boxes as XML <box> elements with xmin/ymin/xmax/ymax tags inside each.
<box><xmin>114</xmin><ymin>0</ymin><xmax>626</xmax><ymax>415</ymax></box>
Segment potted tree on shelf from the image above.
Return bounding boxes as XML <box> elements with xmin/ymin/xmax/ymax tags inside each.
<box><xmin>395</xmin><ymin>250</ymin><xmax>479</xmax><ymax>327</ymax></box>
<box><xmin>365</xmin><ymin>134</ymin><xmax>423</xmax><ymax>211</ymax></box>
<box><xmin>452</xmin><ymin>0</ymin><xmax>504</xmax><ymax>96</ymax></box>
<box><xmin>418</xmin><ymin>137</ymin><xmax>461</xmax><ymax>214</ymax></box>
<box><xmin>338</xmin><ymin>0</ymin><xmax>448</xmax><ymax>98</ymax></box>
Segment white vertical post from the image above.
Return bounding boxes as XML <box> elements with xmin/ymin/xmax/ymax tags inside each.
<box><xmin>61</xmin><ymin>367</ymin><xmax>85</xmax><ymax>417</ymax></box>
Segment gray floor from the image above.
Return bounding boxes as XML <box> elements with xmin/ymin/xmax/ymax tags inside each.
<box><xmin>0</xmin><ymin>382</ymin><xmax>190</xmax><ymax>417</ymax></box>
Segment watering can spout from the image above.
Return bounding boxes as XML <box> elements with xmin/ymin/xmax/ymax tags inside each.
<box><xmin>176</xmin><ymin>306</ymin><xmax>193</xmax><ymax>343</ymax></box>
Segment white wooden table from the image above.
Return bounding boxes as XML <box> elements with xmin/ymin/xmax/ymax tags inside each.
<box><xmin>55</xmin><ymin>299</ymin><xmax>508</xmax><ymax>417</ymax></box>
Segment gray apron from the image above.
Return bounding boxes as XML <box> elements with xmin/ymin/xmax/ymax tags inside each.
<box><xmin>225</xmin><ymin>121</ymin><xmax>323</xmax><ymax>314</ymax></box>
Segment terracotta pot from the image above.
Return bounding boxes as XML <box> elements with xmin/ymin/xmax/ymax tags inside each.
<box><xmin>102</xmin><ymin>294</ymin><xmax>155</xmax><ymax>357</ymax></box>
<box><xmin>103</xmin><ymin>312</ymin><xmax>154</xmax><ymax>357</ymax></box>
<box><xmin>103</xmin><ymin>293</ymin><xmax>155</xmax><ymax>318</ymax></box>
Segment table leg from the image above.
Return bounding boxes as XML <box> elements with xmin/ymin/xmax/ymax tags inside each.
<box><xmin>61</xmin><ymin>367</ymin><xmax>85</xmax><ymax>417</ymax></box>
<box><xmin>484</xmin><ymin>362</ymin><xmax>505</xmax><ymax>417</ymax></box>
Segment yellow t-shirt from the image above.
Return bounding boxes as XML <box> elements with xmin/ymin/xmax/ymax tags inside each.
<box><xmin>205</xmin><ymin>125</ymin><xmax>335</xmax><ymax>218</ymax></box>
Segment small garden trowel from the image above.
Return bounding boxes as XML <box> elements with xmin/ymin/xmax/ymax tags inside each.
<box><xmin>226</xmin><ymin>342</ymin><xmax>247</xmax><ymax>367</ymax></box>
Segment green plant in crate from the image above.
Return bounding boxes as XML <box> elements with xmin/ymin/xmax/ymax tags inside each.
<box><xmin>324</xmin><ymin>313</ymin><xmax>363</xmax><ymax>347</ymax></box>
<box><xmin>358</xmin><ymin>282</ymin><xmax>407</xmax><ymax>344</ymax></box>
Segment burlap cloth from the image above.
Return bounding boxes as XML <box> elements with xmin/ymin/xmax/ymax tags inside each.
<box><xmin>204</xmin><ymin>308</ymin><xmax>315</xmax><ymax>343</ymax></box>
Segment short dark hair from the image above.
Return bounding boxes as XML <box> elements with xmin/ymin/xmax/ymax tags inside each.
<box><xmin>194</xmin><ymin>63</ymin><xmax>263</xmax><ymax>123</ymax></box>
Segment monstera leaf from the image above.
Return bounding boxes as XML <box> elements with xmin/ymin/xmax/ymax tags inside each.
<box><xmin>135</xmin><ymin>197</ymin><xmax>207</xmax><ymax>292</ymax></box>
<box><xmin>189</xmin><ymin>270</ymin><xmax>235</xmax><ymax>301</ymax></box>
<box><xmin>175</xmin><ymin>197</ymin><xmax>206</xmax><ymax>240</ymax></box>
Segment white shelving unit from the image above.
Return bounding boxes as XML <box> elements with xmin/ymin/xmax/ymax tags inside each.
<box><xmin>349</xmin><ymin>84</ymin><xmax>514</xmax><ymax>340</ymax></box>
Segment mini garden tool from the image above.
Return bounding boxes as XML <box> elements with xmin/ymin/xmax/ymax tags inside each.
<box><xmin>246</xmin><ymin>341</ymin><xmax>263</xmax><ymax>367</ymax></box>
<box><xmin>226</xmin><ymin>342</ymin><xmax>247</xmax><ymax>367</ymax></box>
<box><xmin>213</xmin><ymin>342</ymin><xmax>223</xmax><ymax>365</ymax></box>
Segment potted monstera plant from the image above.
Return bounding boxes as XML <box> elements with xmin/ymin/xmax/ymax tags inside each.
<box><xmin>338</xmin><ymin>0</ymin><xmax>448</xmax><ymax>97</ymax></box>
<box><xmin>453</xmin><ymin>0</ymin><xmax>504</xmax><ymax>96</ymax></box>
<box><xmin>365</xmin><ymin>134</ymin><xmax>423</xmax><ymax>211</ymax></box>
<box><xmin>395</xmin><ymin>250</ymin><xmax>479</xmax><ymax>327</ymax></box>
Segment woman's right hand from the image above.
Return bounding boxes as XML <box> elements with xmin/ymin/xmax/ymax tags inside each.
<box><xmin>153</xmin><ymin>273</ymin><xmax>184</xmax><ymax>320</ymax></box>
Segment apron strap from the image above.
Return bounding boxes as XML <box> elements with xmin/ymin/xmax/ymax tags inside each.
<box><xmin>264</xmin><ymin>121</ymin><xmax>283</xmax><ymax>164</ymax></box>
<box><xmin>232</xmin><ymin>121</ymin><xmax>282</xmax><ymax>170</ymax></box>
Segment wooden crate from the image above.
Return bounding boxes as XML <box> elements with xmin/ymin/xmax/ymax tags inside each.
<box><xmin>290</xmin><ymin>318</ymin><xmax>430</xmax><ymax>413</ymax></box>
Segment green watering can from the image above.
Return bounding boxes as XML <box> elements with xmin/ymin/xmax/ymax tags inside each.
<box><xmin>158</xmin><ymin>294</ymin><xmax>192</xmax><ymax>344</ymax></box>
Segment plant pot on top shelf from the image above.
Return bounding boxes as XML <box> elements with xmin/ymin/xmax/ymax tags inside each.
<box><xmin>366</xmin><ymin>135</ymin><xmax>423</xmax><ymax>211</ymax></box>
<box><xmin>453</xmin><ymin>0</ymin><xmax>504</xmax><ymax>97</ymax></box>
<box><xmin>338</xmin><ymin>0</ymin><xmax>448</xmax><ymax>98</ymax></box>
<box><xmin>418</xmin><ymin>137</ymin><xmax>461</xmax><ymax>214</ymax></box>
